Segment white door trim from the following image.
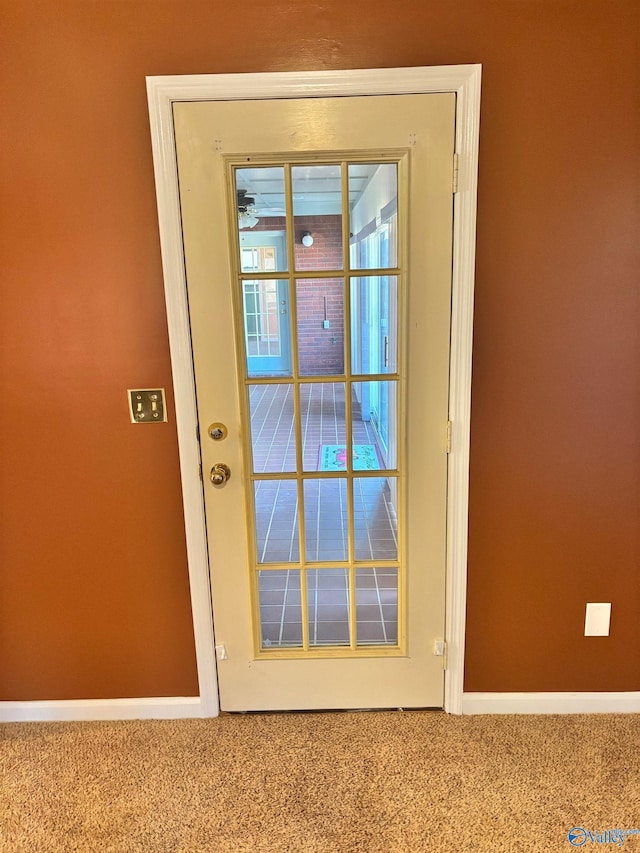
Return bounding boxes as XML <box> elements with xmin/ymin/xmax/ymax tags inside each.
<box><xmin>146</xmin><ymin>66</ymin><xmax>482</xmax><ymax>717</ymax></box>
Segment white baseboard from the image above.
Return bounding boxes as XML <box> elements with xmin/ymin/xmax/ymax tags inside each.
<box><xmin>4</xmin><ymin>693</ymin><xmax>637</xmax><ymax>721</ymax></box>
<box><xmin>462</xmin><ymin>692</ymin><xmax>640</xmax><ymax>715</ymax></box>
<box><xmin>0</xmin><ymin>696</ymin><xmax>217</xmax><ymax>723</ymax></box>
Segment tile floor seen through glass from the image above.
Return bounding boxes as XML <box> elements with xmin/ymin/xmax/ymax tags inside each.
<box><xmin>252</xmin><ymin>384</ymin><xmax>399</xmax><ymax>648</ymax></box>
<box><xmin>259</xmin><ymin>567</ymin><xmax>398</xmax><ymax>647</ymax></box>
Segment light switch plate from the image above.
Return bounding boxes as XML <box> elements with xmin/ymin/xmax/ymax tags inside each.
<box><xmin>128</xmin><ymin>388</ymin><xmax>167</xmax><ymax>423</ymax></box>
<box><xmin>584</xmin><ymin>602</ymin><xmax>611</xmax><ymax>636</ymax></box>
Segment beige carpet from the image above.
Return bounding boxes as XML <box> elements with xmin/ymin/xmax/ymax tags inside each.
<box><xmin>1</xmin><ymin>712</ymin><xmax>639</xmax><ymax>852</ymax></box>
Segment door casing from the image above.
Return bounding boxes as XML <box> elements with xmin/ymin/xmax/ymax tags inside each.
<box><xmin>146</xmin><ymin>65</ymin><xmax>482</xmax><ymax>717</ymax></box>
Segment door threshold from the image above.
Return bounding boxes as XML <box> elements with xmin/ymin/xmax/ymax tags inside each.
<box><xmin>220</xmin><ymin>707</ymin><xmax>444</xmax><ymax>716</ymax></box>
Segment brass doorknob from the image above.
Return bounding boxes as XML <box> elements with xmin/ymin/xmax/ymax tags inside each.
<box><xmin>210</xmin><ymin>463</ymin><xmax>231</xmax><ymax>486</ymax></box>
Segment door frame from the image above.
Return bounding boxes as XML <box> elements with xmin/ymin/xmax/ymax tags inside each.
<box><xmin>146</xmin><ymin>65</ymin><xmax>481</xmax><ymax>717</ymax></box>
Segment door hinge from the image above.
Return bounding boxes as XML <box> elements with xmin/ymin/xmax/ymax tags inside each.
<box><xmin>452</xmin><ymin>152</ymin><xmax>459</xmax><ymax>194</ymax></box>
<box><xmin>198</xmin><ymin>463</ymin><xmax>203</xmax><ymax>481</ymax></box>
<box><xmin>446</xmin><ymin>420</ymin><xmax>453</xmax><ymax>454</ymax></box>
<box><xmin>434</xmin><ymin>639</ymin><xmax>448</xmax><ymax>669</ymax></box>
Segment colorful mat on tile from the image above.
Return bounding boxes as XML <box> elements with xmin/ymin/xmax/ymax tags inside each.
<box><xmin>319</xmin><ymin>444</ymin><xmax>381</xmax><ymax>471</ymax></box>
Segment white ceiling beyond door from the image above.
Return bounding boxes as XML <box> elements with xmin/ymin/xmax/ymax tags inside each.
<box><xmin>236</xmin><ymin>163</ymin><xmax>378</xmax><ymax>217</ymax></box>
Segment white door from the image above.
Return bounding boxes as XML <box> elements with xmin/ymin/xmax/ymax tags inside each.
<box><xmin>174</xmin><ymin>93</ymin><xmax>455</xmax><ymax>711</ymax></box>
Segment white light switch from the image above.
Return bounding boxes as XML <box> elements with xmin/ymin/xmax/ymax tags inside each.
<box><xmin>584</xmin><ymin>603</ymin><xmax>611</xmax><ymax>636</ymax></box>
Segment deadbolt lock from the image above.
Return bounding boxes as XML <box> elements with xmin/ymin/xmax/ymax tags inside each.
<box><xmin>208</xmin><ymin>422</ymin><xmax>228</xmax><ymax>441</ymax></box>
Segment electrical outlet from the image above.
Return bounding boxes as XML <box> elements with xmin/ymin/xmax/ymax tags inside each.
<box><xmin>128</xmin><ymin>388</ymin><xmax>167</xmax><ymax>423</ymax></box>
<box><xmin>584</xmin><ymin>603</ymin><xmax>611</xmax><ymax>636</ymax></box>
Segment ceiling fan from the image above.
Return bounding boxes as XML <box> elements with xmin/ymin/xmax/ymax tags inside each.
<box><xmin>236</xmin><ymin>189</ymin><xmax>289</xmax><ymax>226</ymax></box>
<box><xmin>236</xmin><ymin>189</ymin><xmax>259</xmax><ymax>229</ymax></box>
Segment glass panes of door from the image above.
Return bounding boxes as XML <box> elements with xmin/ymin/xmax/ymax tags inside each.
<box><xmin>355</xmin><ymin>568</ymin><xmax>398</xmax><ymax>645</ymax></box>
<box><xmin>259</xmin><ymin>570</ymin><xmax>302</xmax><ymax>648</ymax></box>
<box><xmin>232</xmin><ymin>160</ymin><xmax>402</xmax><ymax>654</ymax></box>
<box><xmin>303</xmin><ymin>478</ymin><xmax>349</xmax><ymax>562</ymax></box>
<box><xmin>353</xmin><ymin>477</ymin><xmax>398</xmax><ymax>561</ymax></box>
<box><xmin>296</xmin><ymin>278</ymin><xmax>345</xmax><ymax>377</ymax></box>
<box><xmin>307</xmin><ymin>569</ymin><xmax>350</xmax><ymax>646</ymax></box>
<box><xmin>352</xmin><ymin>380</ymin><xmax>398</xmax><ymax>470</ymax></box>
<box><xmin>350</xmin><ymin>276</ymin><xmax>398</xmax><ymax>375</ymax></box>
<box><xmin>348</xmin><ymin>163</ymin><xmax>398</xmax><ymax>270</ymax></box>
<box><xmin>253</xmin><ymin>480</ymin><xmax>299</xmax><ymax>563</ymax></box>
<box><xmin>300</xmin><ymin>382</ymin><xmax>346</xmax><ymax>472</ymax></box>
<box><xmin>249</xmin><ymin>384</ymin><xmax>296</xmax><ymax>474</ymax></box>
<box><xmin>242</xmin><ymin>279</ymin><xmax>291</xmax><ymax>377</ymax></box>
<box><xmin>235</xmin><ymin>167</ymin><xmax>291</xmax><ymax>377</ymax></box>
<box><xmin>292</xmin><ymin>165</ymin><xmax>343</xmax><ymax>272</ymax></box>
<box><xmin>235</xmin><ymin>167</ymin><xmax>288</xmax><ymax>269</ymax></box>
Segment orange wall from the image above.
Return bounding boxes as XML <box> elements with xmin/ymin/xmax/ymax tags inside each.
<box><xmin>1</xmin><ymin>0</ymin><xmax>638</xmax><ymax>700</ymax></box>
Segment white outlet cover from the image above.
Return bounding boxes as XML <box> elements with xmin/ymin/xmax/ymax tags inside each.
<box><xmin>584</xmin><ymin>602</ymin><xmax>611</xmax><ymax>636</ymax></box>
